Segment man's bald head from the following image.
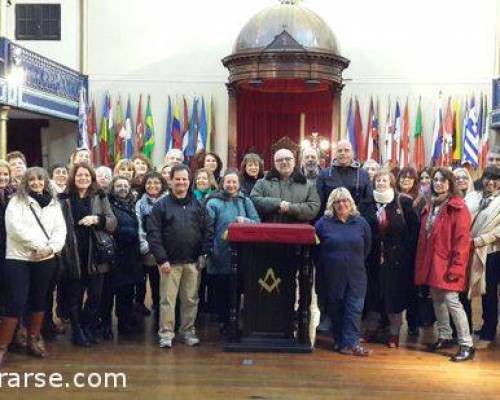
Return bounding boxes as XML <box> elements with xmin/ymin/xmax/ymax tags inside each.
<box><xmin>336</xmin><ymin>140</ymin><xmax>353</xmax><ymax>166</ymax></box>
<box><xmin>274</xmin><ymin>149</ymin><xmax>295</xmax><ymax>178</ymax></box>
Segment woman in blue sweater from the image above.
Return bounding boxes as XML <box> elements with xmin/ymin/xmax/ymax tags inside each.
<box><xmin>315</xmin><ymin>187</ymin><xmax>372</xmax><ymax>356</ymax></box>
<box><xmin>205</xmin><ymin>169</ymin><xmax>260</xmax><ymax>334</ymax></box>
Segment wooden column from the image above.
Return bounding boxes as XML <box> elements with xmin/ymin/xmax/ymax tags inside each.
<box><xmin>0</xmin><ymin>106</ymin><xmax>9</xmax><ymax>160</ymax></box>
<box><xmin>330</xmin><ymin>85</ymin><xmax>342</xmax><ymax>159</ymax></box>
<box><xmin>226</xmin><ymin>83</ymin><xmax>238</xmax><ymax>168</ymax></box>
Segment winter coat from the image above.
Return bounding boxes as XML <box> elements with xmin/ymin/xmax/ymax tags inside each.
<box><xmin>240</xmin><ymin>175</ymin><xmax>259</xmax><ymax>197</ymax></box>
<box><xmin>314</xmin><ymin>214</ymin><xmax>372</xmax><ymax>301</ymax></box>
<box><xmin>250</xmin><ymin>168</ymin><xmax>320</xmax><ymax>223</ymax></box>
<box><xmin>5</xmin><ymin>195</ymin><xmax>66</xmax><ymax>261</ymax></box>
<box><xmin>465</xmin><ymin>191</ymin><xmax>500</xmax><ymax>297</ymax></box>
<box><xmin>205</xmin><ymin>191</ymin><xmax>260</xmax><ymax>274</ymax></box>
<box><xmin>0</xmin><ymin>186</ymin><xmax>15</xmax><ymax>263</ymax></box>
<box><xmin>136</xmin><ymin>192</ymin><xmax>168</xmax><ymax>265</ymax></box>
<box><xmin>316</xmin><ymin>160</ymin><xmax>373</xmax><ymax>216</ymax></box>
<box><xmin>415</xmin><ymin>196</ymin><xmax>471</xmax><ymax>292</ymax></box>
<box><xmin>109</xmin><ymin>195</ymin><xmax>142</xmax><ymax>288</ymax></box>
<box><xmin>59</xmin><ymin>191</ymin><xmax>117</xmax><ymax>279</ymax></box>
<box><xmin>146</xmin><ymin>192</ymin><xmax>214</xmax><ymax>265</ymax></box>
<box><xmin>364</xmin><ymin>194</ymin><xmax>419</xmax><ymax>313</ymax></box>
<box><xmin>193</xmin><ymin>188</ymin><xmax>216</xmax><ymax>205</ymax></box>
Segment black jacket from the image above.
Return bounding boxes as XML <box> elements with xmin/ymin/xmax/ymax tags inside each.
<box><xmin>109</xmin><ymin>194</ymin><xmax>142</xmax><ymax>287</ymax></box>
<box><xmin>146</xmin><ymin>192</ymin><xmax>214</xmax><ymax>265</ymax></box>
<box><xmin>316</xmin><ymin>161</ymin><xmax>373</xmax><ymax>216</ymax></box>
<box><xmin>363</xmin><ymin>194</ymin><xmax>419</xmax><ymax>313</ymax></box>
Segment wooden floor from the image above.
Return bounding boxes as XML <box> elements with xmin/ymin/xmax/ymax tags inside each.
<box><xmin>1</xmin><ymin>314</ymin><xmax>499</xmax><ymax>400</ymax></box>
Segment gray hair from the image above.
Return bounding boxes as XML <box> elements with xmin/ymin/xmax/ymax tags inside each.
<box><xmin>16</xmin><ymin>166</ymin><xmax>56</xmax><ymax>202</ymax></box>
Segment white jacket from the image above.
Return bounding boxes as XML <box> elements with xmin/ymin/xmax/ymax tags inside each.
<box><xmin>5</xmin><ymin>195</ymin><xmax>67</xmax><ymax>261</ymax></box>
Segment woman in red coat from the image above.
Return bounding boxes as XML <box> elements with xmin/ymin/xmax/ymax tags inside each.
<box><xmin>415</xmin><ymin>168</ymin><xmax>474</xmax><ymax>362</ymax></box>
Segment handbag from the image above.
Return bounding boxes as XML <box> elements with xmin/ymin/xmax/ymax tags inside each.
<box><xmin>29</xmin><ymin>203</ymin><xmax>65</xmax><ymax>276</ymax></box>
<box><xmin>91</xmin><ymin>227</ymin><xmax>116</xmax><ymax>265</ymax></box>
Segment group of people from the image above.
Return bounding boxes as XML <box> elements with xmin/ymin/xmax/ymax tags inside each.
<box><xmin>0</xmin><ymin>140</ymin><xmax>498</xmax><ymax>366</ymax></box>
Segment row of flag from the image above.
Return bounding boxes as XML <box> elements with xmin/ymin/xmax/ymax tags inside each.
<box><xmin>78</xmin><ymin>88</ymin><xmax>216</xmax><ymax>166</ymax></box>
<box><xmin>346</xmin><ymin>93</ymin><xmax>491</xmax><ymax>170</ymax></box>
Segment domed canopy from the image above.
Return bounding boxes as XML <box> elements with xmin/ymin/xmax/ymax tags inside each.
<box><xmin>233</xmin><ymin>0</ymin><xmax>340</xmax><ymax>55</ymax></box>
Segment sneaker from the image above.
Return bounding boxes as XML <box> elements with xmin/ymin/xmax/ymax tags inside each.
<box><xmin>182</xmin><ymin>332</ymin><xmax>200</xmax><ymax>347</ymax></box>
<box><xmin>159</xmin><ymin>337</ymin><xmax>172</xmax><ymax>348</ymax></box>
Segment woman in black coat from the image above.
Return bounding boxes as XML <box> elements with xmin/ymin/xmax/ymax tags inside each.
<box><xmin>60</xmin><ymin>163</ymin><xmax>117</xmax><ymax>347</ymax></box>
<box><xmin>100</xmin><ymin>176</ymin><xmax>142</xmax><ymax>337</ymax></box>
<box><xmin>363</xmin><ymin>170</ymin><xmax>419</xmax><ymax>348</ymax></box>
<box><xmin>0</xmin><ymin>160</ymin><xmax>14</xmax><ymax>314</ymax></box>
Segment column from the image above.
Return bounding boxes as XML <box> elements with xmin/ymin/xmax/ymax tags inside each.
<box><xmin>226</xmin><ymin>82</ymin><xmax>238</xmax><ymax>168</ymax></box>
<box><xmin>0</xmin><ymin>106</ymin><xmax>9</xmax><ymax>159</ymax></box>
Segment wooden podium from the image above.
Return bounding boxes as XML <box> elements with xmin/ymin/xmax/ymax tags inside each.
<box><xmin>223</xmin><ymin>223</ymin><xmax>316</xmax><ymax>353</ymax></box>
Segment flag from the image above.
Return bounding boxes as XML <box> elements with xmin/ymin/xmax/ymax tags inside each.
<box><xmin>114</xmin><ymin>97</ymin><xmax>125</xmax><ymax>162</ymax></box>
<box><xmin>99</xmin><ymin>94</ymin><xmax>110</xmax><ymax>166</ymax></box>
<box><xmin>87</xmin><ymin>98</ymin><xmax>98</xmax><ymax>165</ymax></box>
<box><xmin>180</xmin><ymin>96</ymin><xmax>189</xmax><ymax>149</ymax></box>
<box><xmin>198</xmin><ymin>97</ymin><xmax>208</xmax><ymax>151</ymax></box>
<box><xmin>393</xmin><ymin>99</ymin><xmax>401</xmax><ymax>165</ymax></box>
<box><xmin>462</xmin><ymin>96</ymin><xmax>479</xmax><ymax>168</ymax></box>
<box><xmin>183</xmin><ymin>97</ymin><xmax>199</xmax><ymax>159</ymax></box>
<box><xmin>124</xmin><ymin>96</ymin><xmax>134</xmax><ymax>159</ymax></box>
<box><xmin>107</xmin><ymin>95</ymin><xmax>115</xmax><ymax>164</ymax></box>
<box><xmin>171</xmin><ymin>98</ymin><xmax>182</xmax><ymax>149</ymax></box>
<box><xmin>452</xmin><ymin>98</ymin><xmax>464</xmax><ymax>162</ymax></box>
<box><xmin>206</xmin><ymin>96</ymin><xmax>215</xmax><ymax>152</ymax></box>
<box><xmin>144</xmin><ymin>95</ymin><xmax>155</xmax><ymax>160</ymax></box>
<box><xmin>346</xmin><ymin>98</ymin><xmax>355</xmax><ymax>153</ymax></box>
<box><xmin>413</xmin><ymin>97</ymin><xmax>425</xmax><ymax>170</ymax></box>
<box><xmin>165</xmin><ymin>95</ymin><xmax>173</xmax><ymax>152</ymax></box>
<box><xmin>479</xmin><ymin>94</ymin><xmax>489</xmax><ymax>169</ymax></box>
<box><xmin>431</xmin><ymin>94</ymin><xmax>444</xmax><ymax>166</ymax></box>
<box><xmin>400</xmin><ymin>98</ymin><xmax>410</xmax><ymax>168</ymax></box>
<box><xmin>365</xmin><ymin>96</ymin><xmax>381</xmax><ymax>162</ymax></box>
<box><xmin>77</xmin><ymin>86</ymin><xmax>88</xmax><ymax>149</ymax></box>
<box><xmin>442</xmin><ymin>97</ymin><xmax>454</xmax><ymax>167</ymax></box>
<box><xmin>354</xmin><ymin>98</ymin><xmax>364</xmax><ymax>161</ymax></box>
<box><xmin>384</xmin><ymin>97</ymin><xmax>393</xmax><ymax>163</ymax></box>
<box><xmin>135</xmin><ymin>94</ymin><xmax>144</xmax><ymax>153</ymax></box>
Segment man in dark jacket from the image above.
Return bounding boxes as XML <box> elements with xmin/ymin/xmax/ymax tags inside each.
<box><xmin>250</xmin><ymin>148</ymin><xmax>320</xmax><ymax>223</ymax></box>
<box><xmin>147</xmin><ymin>164</ymin><xmax>213</xmax><ymax>349</ymax></box>
<box><xmin>316</xmin><ymin>140</ymin><xmax>373</xmax><ymax>216</ymax></box>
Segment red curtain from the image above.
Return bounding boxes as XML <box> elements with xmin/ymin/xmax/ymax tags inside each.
<box><xmin>237</xmin><ymin>87</ymin><xmax>333</xmax><ymax>167</ymax></box>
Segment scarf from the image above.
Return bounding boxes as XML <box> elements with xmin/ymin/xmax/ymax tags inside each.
<box><xmin>479</xmin><ymin>191</ymin><xmax>499</xmax><ymax>212</ymax></box>
<box><xmin>425</xmin><ymin>193</ymin><xmax>450</xmax><ymax>235</ymax></box>
<box><xmin>29</xmin><ymin>190</ymin><xmax>52</xmax><ymax>208</ymax></box>
<box><xmin>373</xmin><ymin>188</ymin><xmax>395</xmax><ymax>204</ymax></box>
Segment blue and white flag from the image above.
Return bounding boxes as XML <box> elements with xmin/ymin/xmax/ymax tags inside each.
<box><xmin>124</xmin><ymin>96</ymin><xmax>134</xmax><ymax>158</ymax></box>
<box><xmin>183</xmin><ymin>97</ymin><xmax>199</xmax><ymax>159</ymax></box>
<box><xmin>78</xmin><ymin>86</ymin><xmax>89</xmax><ymax>149</ymax></box>
<box><xmin>462</xmin><ymin>96</ymin><xmax>479</xmax><ymax>168</ymax></box>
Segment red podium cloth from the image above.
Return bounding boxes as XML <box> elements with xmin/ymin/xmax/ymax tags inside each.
<box><xmin>227</xmin><ymin>223</ymin><xmax>316</xmax><ymax>245</ymax></box>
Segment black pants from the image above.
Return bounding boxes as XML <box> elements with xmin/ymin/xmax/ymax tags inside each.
<box><xmin>67</xmin><ymin>272</ymin><xmax>104</xmax><ymax>329</ymax></box>
<box><xmin>210</xmin><ymin>274</ymin><xmax>232</xmax><ymax>325</ymax></box>
<box><xmin>2</xmin><ymin>258</ymin><xmax>57</xmax><ymax>318</ymax></box>
<box><xmin>134</xmin><ymin>265</ymin><xmax>160</xmax><ymax>310</ymax></box>
<box><xmin>481</xmin><ymin>252</ymin><xmax>500</xmax><ymax>340</ymax></box>
<box><xmin>100</xmin><ymin>281</ymin><xmax>135</xmax><ymax>327</ymax></box>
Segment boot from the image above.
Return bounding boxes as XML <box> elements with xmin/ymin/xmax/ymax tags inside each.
<box><xmin>27</xmin><ymin>312</ymin><xmax>48</xmax><ymax>358</ymax></box>
<box><xmin>82</xmin><ymin>326</ymin><xmax>100</xmax><ymax>345</ymax></box>
<box><xmin>9</xmin><ymin>323</ymin><xmax>27</xmax><ymax>353</ymax></box>
<box><xmin>451</xmin><ymin>346</ymin><xmax>475</xmax><ymax>362</ymax></box>
<box><xmin>69</xmin><ymin>307</ymin><xmax>90</xmax><ymax>348</ymax></box>
<box><xmin>0</xmin><ymin>317</ymin><xmax>19</xmax><ymax>366</ymax></box>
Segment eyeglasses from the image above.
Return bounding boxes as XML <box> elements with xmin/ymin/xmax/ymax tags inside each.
<box><xmin>433</xmin><ymin>177</ymin><xmax>447</xmax><ymax>183</ymax></box>
<box><xmin>275</xmin><ymin>157</ymin><xmax>293</xmax><ymax>163</ymax></box>
<box><xmin>455</xmin><ymin>175</ymin><xmax>469</xmax><ymax>181</ymax></box>
<box><xmin>333</xmin><ymin>198</ymin><xmax>350</xmax><ymax>205</ymax></box>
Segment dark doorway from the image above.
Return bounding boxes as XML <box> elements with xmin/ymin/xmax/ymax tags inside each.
<box><xmin>8</xmin><ymin>119</ymin><xmax>48</xmax><ymax>166</ymax></box>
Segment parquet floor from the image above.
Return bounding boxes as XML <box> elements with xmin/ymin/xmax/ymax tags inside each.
<box><xmin>0</xmin><ymin>312</ymin><xmax>498</xmax><ymax>400</ymax></box>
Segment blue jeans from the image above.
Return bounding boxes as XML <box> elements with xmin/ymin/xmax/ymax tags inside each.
<box><xmin>328</xmin><ymin>286</ymin><xmax>365</xmax><ymax>348</ymax></box>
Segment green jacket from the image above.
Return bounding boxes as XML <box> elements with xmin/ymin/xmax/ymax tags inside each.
<box><xmin>250</xmin><ymin>168</ymin><xmax>320</xmax><ymax>223</ymax></box>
